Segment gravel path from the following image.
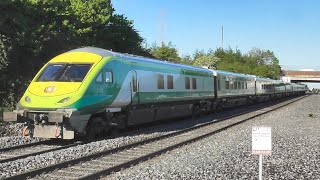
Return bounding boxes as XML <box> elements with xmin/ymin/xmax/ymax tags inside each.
<box><xmin>105</xmin><ymin>95</ymin><xmax>320</xmax><ymax>180</ymax></box>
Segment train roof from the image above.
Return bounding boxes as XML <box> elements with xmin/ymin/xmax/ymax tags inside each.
<box><xmin>68</xmin><ymin>47</ymin><xmax>213</xmax><ymax>74</ymax></box>
<box><xmin>214</xmin><ymin>70</ymin><xmax>256</xmax><ymax>79</ymax></box>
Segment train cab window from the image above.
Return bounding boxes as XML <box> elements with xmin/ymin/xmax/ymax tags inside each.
<box><xmin>105</xmin><ymin>71</ymin><xmax>113</xmax><ymax>83</ymax></box>
<box><xmin>96</xmin><ymin>72</ymin><xmax>103</xmax><ymax>83</ymax></box>
<box><xmin>37</xmin><ymin>63</ymin><xmax>92</xmax><ymax>82</ymax></box>
<box><xmin>237</xmin><ymin>82</ymin><xmax>241</xmax><ymax>90</ymax></box>
<box><xmin>158</xmin><ymin>74</ymin><xmax>164</xmax><ymax>89</ymax></box>
<box><xmin>185</xmin><ymin>77</ymin><xmax>190</xmax><ymax>89</ymax></box>
<box><xmin>241</xmin><ymin>82</ymin><xmax>245</xmax><ymax>89</ymax></box>
<box><xmin>167</xmin><ymin>75</ymin><xmax>174</xmax><ymax>89</ymax></box>
<box><xmin>218</xmin><ymin>78</ymin><xmax>221</xmax><ymax>91</ymax></box>
<box><xmin>226</xmin><ymin>81</ymin><xmax>230</xmax><ymax>89</ymax></box>
<box><xmin>245</xmin><ymin>82</ymin><xmax>248</xmax><ymax>89</ymax></box>
<box><xmin>192</xmin><ymin>78</ymin><xmax>197</xmax><ymax>89</ymax></box>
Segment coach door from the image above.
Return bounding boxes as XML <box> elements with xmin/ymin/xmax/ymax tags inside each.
<box><xmin>130</xmin><ymin>70</ymin><xmax>139</xmax><ymax>105</ymax></box>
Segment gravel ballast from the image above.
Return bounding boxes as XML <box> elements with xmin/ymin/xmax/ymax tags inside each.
<box><xmin>0</xmin><ymin>95</ymin><xmax>318</xmax><ymax>179</ymax></box>
<box><xmin>0</xmin><ymin>97</ymin><xmax>273</xmax><ymax>179</ymax></box>
<box><xmin>0</xmin><ymin>123</ymin><xmax>24</xmax><ymax>137</ymax></box>
<box><xmin>0</xmin><ymin>106</ymin><xmax>238</xmax><ymax>178</ymax></box>
<box><xmin>106</xmin><ymin>95</ymin><xmax>320</xmax><ymax>179</ymax></box>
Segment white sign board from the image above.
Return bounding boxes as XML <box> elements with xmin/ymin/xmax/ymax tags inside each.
<box><xmin>252</xmin><ymin>126</ymin><xmax>272</xmax><ymax>155</ymax></box>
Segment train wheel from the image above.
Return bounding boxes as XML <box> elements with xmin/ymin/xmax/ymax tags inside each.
<box><xmin>216</xmin><ymin>103</ymin><xmax>223</xmax><ymax>112</ymax></box>
<box><xmin>86</xmin><ymin>117</ymin><xmax>106</xmax><ymax>140</ymax></box>
<box><xmin>192</xmin><ymin>104</ymin><xmax>201</xmax><ymax>119</ymax></box>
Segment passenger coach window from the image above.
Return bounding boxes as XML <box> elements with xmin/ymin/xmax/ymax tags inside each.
<box><xmin>167</xmin><ymin>75</ymin><xmax>174</xmax><ymax>89</ymax></box>
<box><xmin>105</xmin><ymin>71</ymin><xmax>113</xmax><ymax>83</ymax></box>
<box><xmin>230</xmin><ymin>82</ymin><xmax>234</xmax><ymax>90</ymax></box>
<box><xmin>192</xmin><ymin>78</ymin><xmax>197</xmax><ymax>89</ymax></box>
<box><xmin>96</xmin><ymin>72</ymin><xmax>102</xmax><ymax>83</ymax></box>
<box><xmin>226</xmin><ymin>81</ymin><xmax>230</xmax><ymax>89</ymax></box>
<box><xmin>158</xmin><ymin>74</ymin><xmax>164</xmax><ymax>89</ymax></box>
<box><xmin>185</xmin><ymin>77</ymin><xmax>190</xmax><ymax>89</ymax></box>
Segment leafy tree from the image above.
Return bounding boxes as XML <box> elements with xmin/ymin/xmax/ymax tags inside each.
<box><xmin>0</xmin><ymin>0</ymin><xmax>147</xmax><ymax>109</ymax></box>
<box><xmin>180</xmin><ymin>55</ymin><xmax>193</xmax><ymax>65</ymax></box>
<box><xmin>246</xmin><ymin>48</ymin><xmax>281</xmax><ymax>79</ymax></box>
<box><xmin>150</xmin><ymin>42</ymin><xmax>180</xmax><ymax>63</ymax></box>
<box><xmin>193</xmin><ymin>49</ymin><xmax>220</xmax><ymax>69</ymax></box>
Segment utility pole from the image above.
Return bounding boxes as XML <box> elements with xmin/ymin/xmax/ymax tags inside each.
<box><xmin>221</xmin><ymin>25</ymin><xmax>224</xmax><ymax>49</ymax></box>
<box><xmin>159</xmin><ymin>9</ymin><xmax>165</xmax><ymax>46</ymax></box>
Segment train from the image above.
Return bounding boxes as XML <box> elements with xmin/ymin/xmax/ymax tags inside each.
<box><xmin>3</xmin><ymin>47</ymin><xmax>308</xmax><ymax>139</ymax></box>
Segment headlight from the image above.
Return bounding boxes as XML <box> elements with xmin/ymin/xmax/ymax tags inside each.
<box><xmin>57</xmin><ymin>97</ymin><xmax>71</xmax><ymax>103</ymax></box>
<box><xmin>25</xmin><ymin>96</ymin><xmax>31</xmax><ymax>103</ymax></box>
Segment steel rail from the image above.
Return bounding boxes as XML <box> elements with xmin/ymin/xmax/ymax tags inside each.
<box><xmin>0</xmin><ymin>141</ymin><xmax>83</xmax><ymax>164</ymax></box>
<box><xmin>3</xmin><ymin>95</ymin><xmax>308</xmax><ymax>180</ymax></box>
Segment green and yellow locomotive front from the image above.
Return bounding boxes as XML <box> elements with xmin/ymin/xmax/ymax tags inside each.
<box><xmin>3</xmin><ymin>50</ymin><xmax>114</xmax><ymax>139</ymax></box>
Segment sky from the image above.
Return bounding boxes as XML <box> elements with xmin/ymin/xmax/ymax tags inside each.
<box><xmin>113</xmin><ymin>0</ymin><xmax>320</xmax><ymax>71</ymax></box>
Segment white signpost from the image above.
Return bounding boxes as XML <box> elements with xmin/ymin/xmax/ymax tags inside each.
<box><xmin>252</xmin><ymin>127</ymin><xmax>272</xmax><ymax>180</ymax></box>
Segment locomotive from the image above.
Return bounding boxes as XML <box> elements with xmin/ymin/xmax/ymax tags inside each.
<box><xmin>3</xmin><ymin>47</ymin><xmax>307</xmax><ymax>139</ymax></box>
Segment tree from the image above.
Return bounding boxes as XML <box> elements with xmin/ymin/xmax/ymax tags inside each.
<box><xmin>150</xmin><ymin>42</ymin><xmax>180</xmax><ymax>63</ymax></box>
<box><xmin>0</xmin><ymin>0</ymin><xmax>147</xmax><ymax>109</ymax></box>
<box><xmin>246</xmin><ymin>48</ymin><xmax>281</xmax><ymax>79</ymax></box>
<box><xmin>192</xmin><ymin>49</ymin><xmax>220</xmax><ymax>69</ymax></box>
<box><xmin>211</xmin><ymin>47</ymin><xmax>281</xmax><ymax>79</ymax></box>
<box><xmin>180</xmin><ymin>55</ymin><xmax>193</xmax><ymax>65</ymax></box>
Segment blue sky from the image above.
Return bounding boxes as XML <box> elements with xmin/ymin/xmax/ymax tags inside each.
<box><xmin>113</xmin><ymin>0</ymin><xmax>320</xmax><ymax>71</ymax></box>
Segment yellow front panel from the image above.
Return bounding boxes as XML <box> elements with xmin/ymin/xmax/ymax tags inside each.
<box><xmin>28</xmin><ymin>82</ymin><xmax>82</xmax><ymax>97</ymax></box>
<box><xmin>50</xmin><ymin>52</ymin><xmax>102</xmax><ymax>63</ymax></box>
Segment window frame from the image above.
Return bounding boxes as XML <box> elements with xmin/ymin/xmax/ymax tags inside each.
<box><xmin>158</xmin><ymin>74</ymin><xmax>164</xmax><ymax>89</ymax></box>
<box><xmin>167</xmin><ymin>75</ymin><xmax>174</xmax><ymax>89</ymax></box>
<box><xmin>185</xmin><ymin>77</ymin><xmax>190</xmax><ymax>89</ymax></box>
<box><xmin>105</xmin><ymin>70</ymin><xmax>113</xmax><ymax>83</ymax></box>
<box><xmin>96</xmin><ymin>72</ymin><xmax>103</xmax><ymax>83</ymax></box>
<box><xmin>192</xmin><ymin>78</ymin><xmax>197</xmax><ymax>89</ymax></box>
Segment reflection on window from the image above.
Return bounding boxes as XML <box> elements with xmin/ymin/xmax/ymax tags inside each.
<box><xmin>167</xmin><ymin>75</ymin><xmax>174</xmax><ymax>89</ymax></box>
<box><xmin>37</xmin><ymin>63</ymin><xmax>92</xmax><ymax>82</ymax></box>
<box><xmin>96</xmin><ymin>72</ymin><xmax>102</xmax><ymax>83</ymax></box>
<box><xmin>185</xmin><ymin>77</ymin><xmax>190</xmax><ymax>89</ymax></box>
<box><xmin>230</xmin><ymin>82</ymin><xmax>234</xmax><ymax>90</ymax></box>
<box><xmin>192</xmin><ymin>78</ymin><xmax>197</xmax><ymax>89</ymax></box>
<box><xmin>158</xmin><ymin>74</ymin><xmax>164</xmax><ymax>89</ymax></box>
<box><xmin>105</xmin><ymin>71</ymin><xmax>113</xmax><ymax>83</ymax></box>
<box><xmin>132</xmin><ymin>76</ymin><xmax>137</xmax><ymax>92</ymax></box>
<box><xmin>226</xmin><ymin>81</ymin><xmax>230</xmax><ymax>89</ymax></box>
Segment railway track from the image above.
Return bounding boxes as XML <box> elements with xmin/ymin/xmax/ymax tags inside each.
<box><xmin>3</xmin><ymin>95</ymin><xmax>308</xmax><ymax>180</ymax></box>
<box><xmin>0</xmin><ymin>140</ymin><xmax>83</xmax><ymax>164</ymax></box>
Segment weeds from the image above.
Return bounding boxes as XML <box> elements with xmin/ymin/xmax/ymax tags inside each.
<box><xmin>308</xmin><ymin>113</ymin><xmax>317</xmax><ymax>118</ymax></box>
